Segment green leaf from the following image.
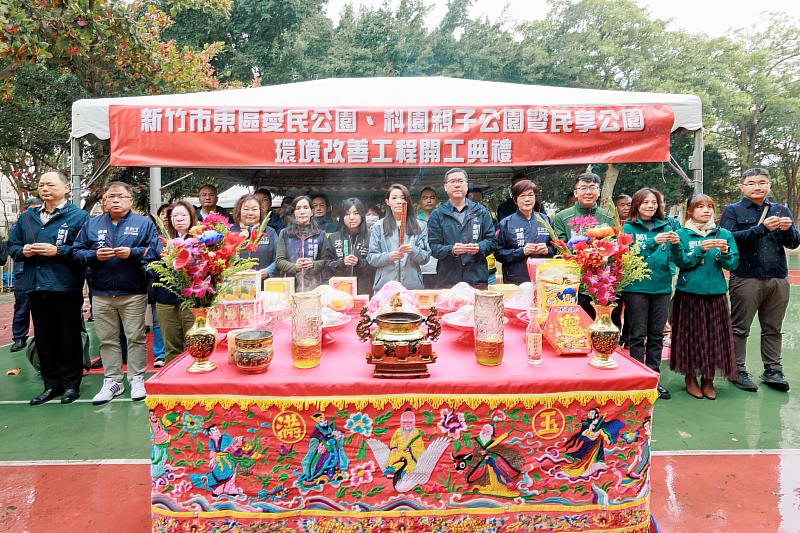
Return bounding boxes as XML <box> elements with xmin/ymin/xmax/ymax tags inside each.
<box><xmin>464</xmin><ymin>412</ymin><xmax>478</xmax><ymax>423</ymax></box>
<box><xmin>171</xmin><ymin>447</ymin><xmax>182</xmax><ymax>454</ymax></box>
<box><xmin>373</xmin><ymin>410</ymin><xmax>394</xmax><ymax>426</ymax></box>
<box><xmin>462</xmin><ymin>433</ymin><xmax>471</xmax><ymax>447</ymax></box>
<box><xmin>366</xmin><ymin>485</ymin><xmax>384</xmax><ymax>497</ymax></box>
<box><xmin>204</xmin><ymin>410</ymin><xmax>215</xmax><ymax>422</ymax></box>
<box><xmin>163</xmin><ymin>484</ymin><xmax>174</xmax><ymax>492</ymax></box>
<box><xmin>271</xmin><ymin>465</ymin><xmax>280</xmax><ymax>473</ymax></box>
<box><xmin>350</xmin><ymin>489</ymin><xmax>363</xmax><ymax>498</ymax></box>
<box><xmin>532</xmin><ymin>473</ymin><xmax>540</xmax><ymax>482</ymax></box>
<box><xmin>335</xmin><ymin>486</ymin><xmax>347</xmax><ymax>498</ymax></box>
<box><xmin>174</xmin><ymin>459</ymin><xmax>188</xmax><ymax>466</ymax></box>
<box><xmin>195</xmin><ymin>459</ymin><xmax>207</xmax><ymax>467</ymax></box>
<box><xmin>278</xmin><ymin>473</ymin><xmax>288</xmax><ymax>481</ymax></box>
<box><xmin>221</xmin><ymin>421</ymin><xmax>228</xmax><ymax>430</ymax></box>
<box><xmin>412</xmin><ymin>486</ymin><xmax>424</xmax><ymax>495</ymax></box>
<box><xmin>422</xmin><ymin>410</ymin><xmax>434</xmax><ymax>425</ymax></box>
<box><xmin>452</xmin><ymin>440</ymin><xmax>462</xmax><ymax>453</ymax></box>
<box><xmin>356</xmin><ymin>440</ymin><xmax>367</xmax><ymax>460</ymax></box>
<box><xmin>196</xmin><ymin>441</ymin><xmax>205</xmax><ymax>453</ymax></box>
<box><xmin>345</xmin><ymin>434</ymin><xmax>353</xmax><ymax>445</ymax></box>
<box><xmin>559</xmin><ymin>484</ymin><xmax>569</xmax><ymax>493</ymax></box>
<box><xmin>507</xmin><ymin>408</ymin><xmax>520</xmax><ymax>421</ymax></box>
<box><xmin>373</xmin><ymin>427</ymin><xmax>388</xmax><ymax>437</ymax></box>
<box><xmin>336</xmin><ymin>410</ymin><xmax>350</xmax><ymax>418</ymax></box>
<box><xmin>246</xmin><ymin>411</ymin><xmax>255</xmax><ymax>418</ymax></box>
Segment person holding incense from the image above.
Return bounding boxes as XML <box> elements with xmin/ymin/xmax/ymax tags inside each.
<box><xmin>324</xmin><ymin>198</ymin><xmax>376</xmax><ymax>295</ymax></box>
<box><xmin>367</xmin><ymin>184</ymin><xmax>430</xmax><ymax>292</ymax></box>
<box><xmin>427</xmin><ymin>168</ymin><xmax>496</xmax><ymax>289</ymax></box>
<box><xmin>275</xmin><ymin>196</ymin><xmax>329</xmax><ymax>291</ymax></box>
<box><xmin>496</xmin><ymin>179</ymin><xmax>554</xmax><ymax>284</ymax></box>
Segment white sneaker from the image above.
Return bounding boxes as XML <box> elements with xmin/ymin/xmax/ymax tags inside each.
<box><xmin>92</xmin><ymin>378</ymin><xmax>124</xmax><ymax>405</ymax></box>
<box><xmin>130</xmin><ymin>375</ymin><xmax>147</xmax><ymax>402</ymax></box>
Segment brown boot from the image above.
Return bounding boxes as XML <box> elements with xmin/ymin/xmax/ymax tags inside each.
<box><xmin>685</xmin><ymin>375</ymin><xmax>703</xmax><ymax>399</ymax></box>
<box><xmin>701</xmin><ymin>378</ymin><xmax>716</xmax><ymax>400</ymax></box>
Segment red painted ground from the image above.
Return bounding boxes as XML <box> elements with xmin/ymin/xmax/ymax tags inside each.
<box><xmin>0</xmin><ymin>464</ymin><xmax>150</xmax><ymax>532</ymax></box>
<box><xmin>2</xmin><ymin>454</ymin><xmax>797</xmax><ymax>532</ymax></box>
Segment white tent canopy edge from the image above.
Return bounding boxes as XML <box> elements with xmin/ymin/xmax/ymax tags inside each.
<box><xmin>69</xmin><ymin>76</ymin><xmax>704</xmax><ymax>211</ymax></box>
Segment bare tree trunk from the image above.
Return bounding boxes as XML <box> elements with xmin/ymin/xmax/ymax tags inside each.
<box><xmin>599</xmin><ymin>163</ymin><xmax>619</xmax><ymax>210</ymax></box>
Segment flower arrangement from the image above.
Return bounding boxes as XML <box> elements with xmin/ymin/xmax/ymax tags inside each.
<box><xmin>150</xmin><ymin>212</ymin><xmax>269</xmax><ymax>309</ymax></box>
<box><xmin>537</xmin><ymin>212</ymin><xmax>650</xmax><ymax>306</ymax></box>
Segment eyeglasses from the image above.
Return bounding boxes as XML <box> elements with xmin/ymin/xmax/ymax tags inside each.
<box><xmin>446</xmin><ymin>179</ymin><xmax>467</xmax><ymax>185</ymax></box>
<box><xmin>517</xmin><ymin>193</ymin><xmax>536</xmax><ymax>199</ymax></box>
<box><xmin>105</xmin><ymin>194</ymin><xmax>132</xmax><ymax>200</ymax></box>
<box><xmin>742</xmin><ymin>181</ymin><xmax>770</xmax><ymax>187</ymax></box>
<box><xmin>575</xmin><ymin>186</ymin><xmax>600</xmax><ymax>192</ymax></box>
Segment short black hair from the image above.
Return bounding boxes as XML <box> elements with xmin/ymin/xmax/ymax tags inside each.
<box><xmin>468</xmin><ymin>187</ymin><xmax>483</xmax><ymax>195</ymax></box>
<box><xmin>444</xmin><ymin>168</ymin><xmax>468</xmax><ymax>182</ymax></box>
<box><xmin>574</xmin><ymin>172</ymin><xmax>601</xmax><ymax>189</ymax></box>
<box><xmin>419</xmin><ymin>186</ymin><xmax>437</xmax><ymax>196</ymax></box>
<box><xmin>741</xmin><ymin>167</ymin><xmax>770</xmax><ymax>182</ymax></box>
<box><xmin>255</xmin><ymin>188</ymin><xmax>272</xmax><ymax>200</ymax></box>
<box><xmin>614</xmin><ymin>194</ymin><xmax>631</xmax><ymax>203</ymax></box>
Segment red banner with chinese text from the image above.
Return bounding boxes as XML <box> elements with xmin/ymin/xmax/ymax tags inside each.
<box><xmin>109</xmin><ymin>105</ymin><xmax>674</xmax><ymax>168</ymax></box>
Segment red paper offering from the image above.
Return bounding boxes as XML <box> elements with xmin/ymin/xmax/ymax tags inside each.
<box><xmin>542</xmin><ymin>305</ymin><xmax>593</xmax><ymax>355</ymax></box>
<box><xmin>399</xmin><ymin>202</ymin><xmax>407</xmax><ymax>245</ymax></box>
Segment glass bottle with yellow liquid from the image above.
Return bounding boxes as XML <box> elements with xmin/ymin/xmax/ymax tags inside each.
<box><xmin>474</xmin><ymin>290</ymin><xmax>505</xmax><ymax>366</ymax></box>
<box><xmin>291</xmin><ymin>291</ymin><xmax>322</xmax><ymax>368</ymax></box>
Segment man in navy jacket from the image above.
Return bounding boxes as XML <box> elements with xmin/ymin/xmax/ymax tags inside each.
<box><xmin>74</xmin><ymin>181</ymin><xmax>159</xmax><ymax>405</ymax></box>
<box><xmin>8</xmin><ymin>172</ymin><xmax>89</xmax><ymax>405</ymax></box>
<box><xmin>721</xmin><ymin>168</ymin><xmax>800</xmax><ymax>392</ymax></box>
<box><xmin>427</xmin><ymin>168</ymin><xmax>496</xmax><ymax>289</ymax></box>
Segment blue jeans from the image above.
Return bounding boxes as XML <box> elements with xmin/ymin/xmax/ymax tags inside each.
<box><xmin>151</xmin><ymin>303</ymin><xmax>165</xmax><ymax>359</ymax></box>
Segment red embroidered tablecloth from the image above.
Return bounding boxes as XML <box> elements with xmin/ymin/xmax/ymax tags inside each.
<box><xmin>146</xmin><ymin>320</ymin><xmax>658</xmax><ymax>533</ymax></box>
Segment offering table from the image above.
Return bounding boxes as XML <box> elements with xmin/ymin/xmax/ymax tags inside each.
<box><xmin>146</xmin><ymin>319</ymin><xmax>658</xmax><ymax>533</ymax></box>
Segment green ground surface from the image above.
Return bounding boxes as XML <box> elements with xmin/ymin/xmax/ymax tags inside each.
<box><xmin>1</xmin><ymin>288</ymin><xmax>799</xmax><ymax>461</ymax></box>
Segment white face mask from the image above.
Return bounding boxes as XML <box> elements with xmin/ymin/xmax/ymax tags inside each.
<box><xmin>366</xmin><ymin>214</ymin><xmax>380</xmax><ymax>227</ymax></box>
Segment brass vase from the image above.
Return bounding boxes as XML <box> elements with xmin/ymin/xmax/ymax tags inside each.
<box><xmin>588</xmin><ymin>303</ymin><xmax>620</xmax><ymax>369</ymax></box>
<box><xmin>185</xmin><ymin>307</ymin><xmax>218</xmax><ymax>373</ymax></box>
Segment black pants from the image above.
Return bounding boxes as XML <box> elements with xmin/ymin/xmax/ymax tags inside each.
<box><xmin>29</xmin><ymin>291</ymin><xmax>85</xmax><ymax>391</ymax></box>
<box><xmin>12</xmin><ymin>286</ymin><xmax>31</xmax><ymax>342</ymax></box>
<box><xmin>622</xmin><ymin>292</ymin><xmax>671</xmax><ymax>373</ymax></box>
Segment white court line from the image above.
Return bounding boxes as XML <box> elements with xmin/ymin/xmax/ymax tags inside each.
<box><xmin>0</xmin><ymin>459</ymin><xmax>149</xmax><ymax>466</ymax></box>
<box><xmin>652</xmin><ymin>449</ymin><xmax>800</xmax><ymax>456</ymax></box>
<box><xmin>0</xmin><ymin>399</ymin><xmax>136</xmax><ymax>405</ymax></box>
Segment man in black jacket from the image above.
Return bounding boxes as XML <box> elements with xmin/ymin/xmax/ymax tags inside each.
<box><xmin>427</xmin><ymin>168</ymin><xmax>496</xmax><ymax>289</ymax></box>
<box><xmin>721</xmin><ymin>168</ymin><xmax>800</xmax><ymax>392</ymax></box>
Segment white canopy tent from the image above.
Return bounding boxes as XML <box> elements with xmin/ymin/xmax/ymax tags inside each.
<box><xmin>69</xmin><ymin>77</ymin><xmax>704</xmax><ymax>211</ymax></box>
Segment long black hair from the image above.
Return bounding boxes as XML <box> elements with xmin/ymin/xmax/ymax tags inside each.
<box><xmin>285</xmin><ymin>195</ymin><xmax>321</xmax><ymax>237</ymax></box>
<box><xmin>338</xmin><ymin>197</ymin><xmax>368</xmax><ymax>240</ymax></box>
<box><xmin>382</xmin><ymin>184</ymin><xmax>421</xmax><ymax>238</ymax></box>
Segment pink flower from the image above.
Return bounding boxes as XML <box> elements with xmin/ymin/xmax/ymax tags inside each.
<box><xmin>349</xmin><ymin>461</ymin><xmax>375</xmax><ymax>487</ymax></box>
<box><xmin>437</xmin><ymin>408</ymin><xmax>467</xmax><ymax>439</ymax></box>
<box><xmin>173</xmin><ymin>248</ymin><xmax>192</xmax><ymax>270</ymax></box>
<box><xmin>202</xmin><ymin>212</ymin><xmax>231</xmax><ymax>226</ymax></box>
<box><xmin>568</xmin><ymin>215</ymin><xmax>599</xmax><ymax>230</ymax></box>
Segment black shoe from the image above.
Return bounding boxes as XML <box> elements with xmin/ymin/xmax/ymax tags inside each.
<box><xmin>30</xmin><ymin>388</ymin><xmax>63</xmax><ymax>406</ymax></box>
<box><xmin>90</xmin><ymin>357</ymin><xmax>103</xmax><ymax>369</ymax></box>
<box><xmin>761</xmin><ymin>369</ymin><xmax>790</xmax><ymax>392</ymax></box>
<box><xmin>61</xmin><ymin>388</ymin><xmax>80</xmax><ymax>404</ymax></box>
<box><xmin>731</xmin><ymin>368</ymin><xmax>758</xmax><ymax>392</ymax></box>
<box><xmin>10</xmin><ymin>339</ymin><xmax>27</xmax><ymax>352</ymax></box>
<box><xmin>657</xmin><ymin>384</ymin><xmax>671</xmax><ymax>400</ymax></box>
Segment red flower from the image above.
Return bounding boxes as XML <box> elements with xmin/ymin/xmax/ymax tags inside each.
<box><xmin>618</xmin><ymin>233</ymin><xmax>633</xmax><ymax>246</ymax></box>
<box><xmin>173</xmin><ymin>248</ymin><xmax>192</xmax><ymax>270</ymax></box>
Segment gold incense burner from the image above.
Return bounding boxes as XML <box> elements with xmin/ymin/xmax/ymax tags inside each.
<box><xmin>356</xmin><ymin>299</ymin><xmax>441</xmax><ymax>379</ymax></box>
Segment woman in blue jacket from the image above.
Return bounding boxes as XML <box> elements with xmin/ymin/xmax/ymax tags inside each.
<box><xmin>275</xmin><ymin>196</ymin><xmax>329</xmax><ymax>292</ymax></box>
<box><xmin>231</xmin><ymin>194</ymin><xmax>278</xmax><ymax>280</ymax></box>
<box><xmin>495</xmin><ymin>180</ymin><xmax>554</xmax><ymax>284</ymax></box>
<box><xmin>367</xmin><ymin>184</ymin><xmax>430</xmax><ymax>292</ymax></box>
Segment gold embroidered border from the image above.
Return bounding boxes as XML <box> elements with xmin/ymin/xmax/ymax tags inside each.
<box><xmin>145</xmin><ymin>389</ymin><xmax>657</xmax><ymax>411</ymax></box>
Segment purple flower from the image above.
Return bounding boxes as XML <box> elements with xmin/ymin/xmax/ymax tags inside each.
<box><xmin>437</xmin><ymin>408</ymin><xmax>467</xmax><ymax>439</ymax></box>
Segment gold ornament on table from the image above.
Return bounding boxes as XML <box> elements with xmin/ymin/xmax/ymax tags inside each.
<box><xmin>587</xmin><ymin>303</ymin><xmax>620</xmax><ymax>369</ymax></box>
<box><xmin>357</xmin><ymin>293</ymin><xmax>441</xmax><ymax>379</ymax></box>
<box><xmin>185</xmin><ymin>307</ymin><xmax>218</xmax><ymax>373</ymax></box>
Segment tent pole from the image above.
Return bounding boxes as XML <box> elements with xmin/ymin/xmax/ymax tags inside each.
<box><xmin>690</xmin><ymin>129</ymin><xmax>704</xmax><ymax>194</ymax></box>
<box><xmin>70</xmin><ymin>137</ymin><xmax>83</xmax><ymax>207</ymax></box>
<box><xmin>150</xmin><ymin>167</ymin><xmax>162</xmax><ymax>214</ymax></box>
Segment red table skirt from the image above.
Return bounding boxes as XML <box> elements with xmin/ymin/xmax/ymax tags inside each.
<box><xmin>146</xmin><ymin>319</ymin><xmax>658</xmax><ymax>532</ymax></box>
